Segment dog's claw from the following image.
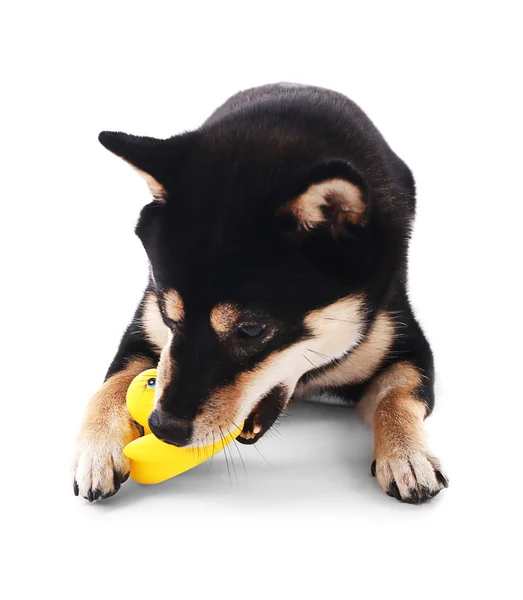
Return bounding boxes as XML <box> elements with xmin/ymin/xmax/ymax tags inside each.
<box><xmin>408</xmin><ymin>488</ymin><xmax>421</xmax><ymax>504</ymax></box>
<box><xmin>436</xmin><ymin>470</ymin><xmax>449</xmax><ymax>488</ymax></box>
<box><xmin>76</xmin><ymin>470</ymin><xmax>131</xmax><ymax>502</ymax></box>
<box><xmin>371</xmin><ymin>460</ymin><xmax>376</xmax><ymax>477</ymax></box>
<box><xmin>423</xmin><ymin>485</ymin><xmax>440</xmax><ymax>503</ymax></box>
<box><xmin>87</xmin><ymin>489</ymin><xmax>102</xmax><ymax>502</ymax></box>
<box><xmin>73</xmin><ymin>427</ymin><xmax>133</xmax><ymax>501</ymax></box>
<box><xmin>387</xmin><ymin>481</ymin><xmax>402</xmax><ymax>502</ymax></box>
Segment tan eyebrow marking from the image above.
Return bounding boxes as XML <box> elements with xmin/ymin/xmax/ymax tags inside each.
<box><xmin>210</xmin><ymin>302</ymin><xmax>241</xmax><ymax>334</ymax></box>
<box><xmin>163</xmin><ymin>289</ymin><xmax>184</xmax><ymax>322</ymax></box>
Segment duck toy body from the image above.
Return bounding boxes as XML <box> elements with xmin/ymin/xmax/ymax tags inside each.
<box><xmin>124</xmin><ymin>369</ymin><xmax>242</xmax><ymax>484</ymax></box>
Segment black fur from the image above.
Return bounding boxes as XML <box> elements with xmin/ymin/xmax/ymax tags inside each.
<box><xmin>100</xmin><ymin>83</ymin><xmax>434</xmax><ymax>447</ymax></box>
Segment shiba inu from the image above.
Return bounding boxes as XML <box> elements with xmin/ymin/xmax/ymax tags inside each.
<box><xmin>73</xmin><ymin>83</ymin><xmax>448</xmax><ymax>503</ymax></box>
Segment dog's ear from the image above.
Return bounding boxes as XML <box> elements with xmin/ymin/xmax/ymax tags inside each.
<box><xmin>278</xmin><ymin>161</ymin><xmax>369</xmax><ymax>235</ymax></box>
<box><xmin>98</xmin><ymin>131</ymin><xmax>173</xmax><ymax>201</ymax></box>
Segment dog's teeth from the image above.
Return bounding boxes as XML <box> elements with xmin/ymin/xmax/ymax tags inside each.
<box><xmin>253</xmin><ymin>425</ymin><xmax>261</xmax><ymax>434</ymax></box>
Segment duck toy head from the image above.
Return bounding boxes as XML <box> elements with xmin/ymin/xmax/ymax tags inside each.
<box><xmin>124</xmin><ymin>369</ymin><xmax>243</xmax><ymax>484</ymax></box>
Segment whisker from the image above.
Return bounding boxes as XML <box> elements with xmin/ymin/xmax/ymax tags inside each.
<box><xmin>230</xmin><ymin>444</ymin><xmax>239</xmax><ymax>485</ymax></box>
<box><xmin>302</xmin><ymin>354</ymin><xmax>341</xmax><ymax>388</ymax></box>
<box><xmin>323</xmin><ymin>317</ymin><xmax>358</xmax><ymax>324</ymax></box>
<box><xmin>252</xmin><ymin>444</ymin><xmax>277</xmax><ymax>471</ymax></box>
<box><xmin>219</xmin><ymin>428</ymin><xmax>232</xmax><ymax>487</ymax></box>
<box><xmin>230</xmin><ymin>420</ymin><xmax>278</xmax><ymax>472</ymax></box>
<box><xmin>306</xmin><ymin>348</ymin><xmax>334</xmax><ymax>361</ymax></box>
<box><xmin>208</xmin><ymin>430</ymin><xmax>216</xmax><ymax>472</ymax></box>
<box><xmin>232</xmin><ymin>438</ymin><xmax>248</xmax><ymax>481</ymax></box>
<box><xmin>266</xmin><ymin>429</ymin><xmax>280</xmax><ymax>442</ymax></box>
<box><xmin>303</xmin><ymin>354</ymin><xmax>319</xmax><ymax>369</ymax></box>
<box><xmin>202</xmin><ymin>432</ymin><xmax>210</xmax><ymax>464</ymax></box>
<box><xmin>270</xmin><ymin>425</ymin><xmax>284</xmax><ymax>440</ymax></box>
<box><xmin>221</xmin><ymin>427</ymin><xmax>238</xmax><ymax>486</ymax></box>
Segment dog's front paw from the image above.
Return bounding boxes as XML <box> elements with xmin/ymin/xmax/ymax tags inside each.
<box><xmin>73</xmin><ymin>424</ymin><xmax>135</xmax><ymax>501</ymax></box>
<box><xmin>371</xmin><ymin>449</ymin><xmax>448</xmax><ymax>504</ymax></box>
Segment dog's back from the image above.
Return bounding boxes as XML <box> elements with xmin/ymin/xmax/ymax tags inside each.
<box><xmin>206</xmin><ymin>82</ymin><xmax>415</xmax><ymax>207</ymax></box>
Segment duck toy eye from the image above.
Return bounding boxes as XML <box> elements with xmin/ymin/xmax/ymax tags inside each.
<box><xmin>147</xmin><ymin>377</ymin><xmax>156</xmax><ymax>388</ymax></box>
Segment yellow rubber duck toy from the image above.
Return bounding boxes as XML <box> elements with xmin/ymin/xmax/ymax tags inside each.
<box><xmin>123</xmin><ymin>369</ymin><xmax>243</xmax><ymax>484</ymax></box>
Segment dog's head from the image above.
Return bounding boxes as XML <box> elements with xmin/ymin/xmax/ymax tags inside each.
<box><xmin>99</xmin><ymin>125</ymin><xmax>387</xmax><ymax>447</ymax></box>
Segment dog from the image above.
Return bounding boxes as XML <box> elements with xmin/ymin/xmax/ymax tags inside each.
<box><xmin>73</xmin><ymin>83</ymin><xmax>448</xmax><ymax>503</ymax></box>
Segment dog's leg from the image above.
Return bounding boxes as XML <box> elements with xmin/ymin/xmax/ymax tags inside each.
<box><xmin>73</xmin><ymin>291</ymin><xmax>164</xmax><ymax>500</ymax></box>
<box><xmin>73</xmin><ymin>355</ymin><xmax>155</xmax><ymax>500</ymax></box>
<box><xmin>357</xmin><ymin>360</ymin><xmax>448</xmax><ymax>503</ymax></box>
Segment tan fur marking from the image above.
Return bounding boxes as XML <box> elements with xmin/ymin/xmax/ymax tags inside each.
<box><xmin>297</xmin><ymin>311</ymin><xmax>394</xmax><ymax>397</ymax></box>
<box><xmin>132</xmin><ymin>166</ymin><xmax>166</xmax><ymax>200</ymax></box>
<box><xmin>283</xmin><ymin>186</ymin><xmax>328</xmax><ymax>230</ymax></box>
<box><xmin>210</xmin><ymin>302</ymin><xmax>241</xmax><ymax>334</ymax></box>
<box><xmin>74</xmin><ymin>356</ymin><xmax>155</xmax><ymax>497</ymax></box>
<box><xmin>303</xmin><ymin>295</ymin><xmax>363</xmax><ymax>334</ymax></box>
<box><xmin>190</xmin><ymin>295</ymin><xmax>364</xmax><ymax>442</ymax></box>
<box><xmin>356</xmin><ymin>362</ymin><xmax>446</xmax><ymax>500</ymax></box>
<box><xmin>155</xmin><ymin>330</ymin><xmax>175</xmax><ymax>403</ymax></box>
<box><xmin>81</xmin><ymin>356</ymin><xmax>154</xmax><ymax>435</ymax></box>
<box><xmin>142</xmin><ymin>292</ymin><xmax>169</xmax><ymax>350</ymax></box>
<box><xmin>357</xmin><ymin>361</ymin><xmax>422</xmax><ymax>428</ymax></box>
<box><xmin>163</xmin><ymin>289</ymin><xmax>184</xmax><ymax>322</ymax></box>
<box><xmin>280</xmin><ymin>178</ymin><xmax>365</xmax><ymax>230</ymax></box>
<box><xmin>373</xmin><ymin>388</ymin><xmax>427</xmax><ymax>460</ymax></box>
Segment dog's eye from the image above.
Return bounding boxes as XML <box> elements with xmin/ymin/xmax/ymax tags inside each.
<box><xmin>237</xmin><ymin>324</ymin><xmax>267</xmax><ymax>339</ymax></box>
<box><xmin>147</xmin><ymin>378</ymin><xmax>156</xmax><ymax>388</ymax></box>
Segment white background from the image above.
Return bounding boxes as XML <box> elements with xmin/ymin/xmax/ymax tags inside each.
<box><xmin>2</xmin><ymin>1</ymin><xmax>522</xmax><ymax>598</ymax></box>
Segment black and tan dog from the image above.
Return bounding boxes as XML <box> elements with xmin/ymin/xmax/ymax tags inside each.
<box><xmin>73</xmin><ymin>83</ymin><xmax>448</xmax><ymax>503</ymax></box>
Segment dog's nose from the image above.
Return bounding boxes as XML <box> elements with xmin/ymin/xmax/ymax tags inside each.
<box><xmin>148</xmin><ymin>409</ymin><xmax>193</xmax><ymax>447</ymax></box>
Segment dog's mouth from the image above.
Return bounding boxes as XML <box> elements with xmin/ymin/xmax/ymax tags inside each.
<box><xmin>237</xmin><ymin>384</ymin><xmax>288</xmax><ymax>445</ymax></box>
